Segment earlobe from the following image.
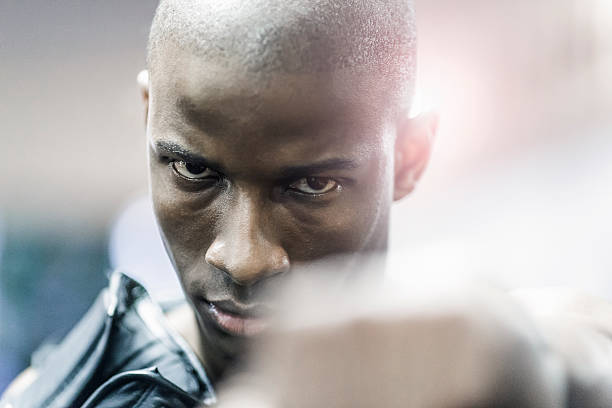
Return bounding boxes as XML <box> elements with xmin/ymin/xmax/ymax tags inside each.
<box><xmin>137</xmin><ymin>70</ymin><xmax>150</xmax><ymax>127</ymax></box>
<box><xmin>393</xmin><ymin>111</ymin><xmax>438</xmax><ymax>201</ymax></box>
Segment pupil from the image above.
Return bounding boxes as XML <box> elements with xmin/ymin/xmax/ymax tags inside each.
<box><xmin>307</xmin><ymin>177</ymin><xmax>329</xmax><ymax>190</ymax></box>
<box><xmin>186</xmin><ymin>162</ymin><xmax>206</xmax><ymax>174</ymax></box>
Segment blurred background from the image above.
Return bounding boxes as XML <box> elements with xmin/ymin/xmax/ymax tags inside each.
<box><xmin>1</xmin><ymin>0</ymin><xmax>611</xmax><ymax>393</ymax></box>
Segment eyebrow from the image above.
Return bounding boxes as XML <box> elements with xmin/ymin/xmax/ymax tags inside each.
<box><xmin>154</xmin><ymin>140</ymin><xmax>359</xmax><ymax>179</ymax></box>
<box><xmin>154</xmin><ymin>140</ymin><xmax>225</xmax><ymax>171</ymax></box>
<box><xmin>277</xmin><ymin>158</ymin><xmax>359</xmax><ymax>180</ymax></box>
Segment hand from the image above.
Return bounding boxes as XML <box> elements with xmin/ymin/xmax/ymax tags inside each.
<box><xmin>217</xmin><ymin>281</ymin><xmax>567</xmax><ymax>407</ymax></box>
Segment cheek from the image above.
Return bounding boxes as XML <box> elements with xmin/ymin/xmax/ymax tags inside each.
<box><xmin>150</xmin><ymin>170</ymin><xmax>221</xmax><ymax>274</ymax></box>
<box><xmin>283</xmin><ymin>170</ymin><xmax>392</xmax><ymax>259</ymax></box>
<box><xmin>283</xmin><ymin>208</ymin><xmax>377</xmax><ymax>259</ymax></box>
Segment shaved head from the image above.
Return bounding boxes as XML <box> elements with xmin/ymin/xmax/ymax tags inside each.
<box><xmin>145</xmin><ymin>0</ymin><xmax>432</xmax><ymax>382</ymax></box>
<box><xmin>148</xmin><ymin>0</ymin><xmax>417</xmax><ymax>108</ymax></box>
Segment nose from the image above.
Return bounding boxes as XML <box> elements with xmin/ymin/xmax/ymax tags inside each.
<box><xmin>205</xmin><ymin>195</ymin><xmax>290</xmax><ymax>286</ymax></box>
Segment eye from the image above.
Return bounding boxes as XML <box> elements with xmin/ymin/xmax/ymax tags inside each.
<box><xmin>171</xmin><ymin>160</ymin><xmax>218</xmax><ymax>180</ymax></box>
<box><xmin>288</xmin><ymin>177</ymin><xmax>339</xmax><ymax>195</ymax></box>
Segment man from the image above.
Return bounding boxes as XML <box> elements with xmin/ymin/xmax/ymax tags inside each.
<box><xmin>2</xmin><ymin>0</ymin><xmax>612</xmax><ymax>407</ymax></box>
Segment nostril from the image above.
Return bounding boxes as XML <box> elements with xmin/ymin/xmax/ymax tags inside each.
<box><xmin>272</xmin><ymin>255</ymin><xmax>291</xmax><ymax>275</ymax></box>
<box><xmin>206</xmin><ymin>241</ymin><xmax>289</xmax><ymax>287</ymax></box>
<box><xmin>204</xmin><ymin>240</ymin><xmax>230</xmax><ymax>273</ymax></box>
<box><xmin>226</xmin><ymin>256</ymin><xmax>289</xmax><ymax>287</ymax></box>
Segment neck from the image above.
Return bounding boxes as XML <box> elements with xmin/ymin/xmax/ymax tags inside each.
<box><xmin>167</xmin><ymin>303</ymin><xmax>241</xmax><ymax>384</ymax></box>
<box><xmin>166</xmin><ymin>303</ymin><xmax>221</xmax><ymax>381</ymax></box>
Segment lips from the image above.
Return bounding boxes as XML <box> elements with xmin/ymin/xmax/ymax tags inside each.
<box><xmin>199</xmin><ymin>299</ymin><xmax>271</xmax><ymax>336</ymax></box>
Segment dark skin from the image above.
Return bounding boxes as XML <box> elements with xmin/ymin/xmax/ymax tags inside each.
<box><xmin>143</xmin><ymin>44</ymin><xmax>435</xmax><ymax>383</ymax></box>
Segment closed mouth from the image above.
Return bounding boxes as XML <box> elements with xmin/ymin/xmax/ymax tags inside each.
<box><xmin>199</xmin><ymin>298</ymin><xmax>271</xmax><ymax>336</ymax></box>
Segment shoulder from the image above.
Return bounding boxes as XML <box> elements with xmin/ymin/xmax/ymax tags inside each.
<box><xmin>1</xmin><ymin>271</ymin><xmax>215</xmax><ymax>408</ymax></box>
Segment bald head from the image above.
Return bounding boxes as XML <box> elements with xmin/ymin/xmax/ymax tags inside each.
<box><xmin>145</xmin><ymin>3</ymin><xmax>434</xmax><ymax>380</ymax></box>
<box><xmin>148</xmin><ymin>0</ymin><xmax>416</xmax><ymax>102</ymax></box>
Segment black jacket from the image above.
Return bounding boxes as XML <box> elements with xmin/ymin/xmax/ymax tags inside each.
<box><xmin>1</xmin><ymin>271</ymin><xmax>216</xmax><ymax>408</ymax></box>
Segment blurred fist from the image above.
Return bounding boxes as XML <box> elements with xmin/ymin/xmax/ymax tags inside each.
<box><xmin>217</xmin><ymin>279</ymin><xmax>566</xmax><ymax>407</ymax></box>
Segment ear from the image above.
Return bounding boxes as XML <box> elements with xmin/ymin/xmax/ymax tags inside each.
<box><xmin>137</xmin><ymin>70</ymin><xmax>150</xmax><ymax>127</ymax></box>
<box><xmin>393</xmin><ymin>111</ymin><xmax>438</xmax><ymax>201</ymax></box>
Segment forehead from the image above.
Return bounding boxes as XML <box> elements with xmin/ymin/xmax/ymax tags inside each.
<box><xmin>148</xmin><ymin>47</ymin><xmax>396</xmax><ymax>169</ymax></box>
<box><xmin>151</xmin><ymin>44</ymin><xmax>396</xmax><ymax>124</ymax></box>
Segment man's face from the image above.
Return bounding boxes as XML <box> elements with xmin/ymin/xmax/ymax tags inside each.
<box><xmin>147</xmin><ymin>46</ymin><xmax>399</xmax><ymax>369</ymax></box>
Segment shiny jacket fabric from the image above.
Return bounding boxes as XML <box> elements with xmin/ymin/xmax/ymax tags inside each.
<box><xmin>1</xmin><ymin>271</ymin><xmax>215</xmax><ymax>408</ymax></box>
